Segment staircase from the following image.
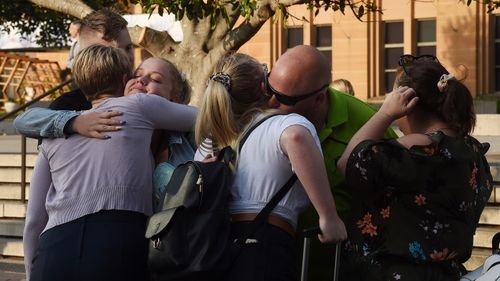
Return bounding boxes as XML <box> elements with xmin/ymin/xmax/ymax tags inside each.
<box><xmin>464</xmin><ymin>153</ymin><xmax>500</xmax><ymax>270</ymax></box>
<box><xmin>0</xmin><ymin>135</ymin><xmax>37</xmax><ymax>268</ymax></box>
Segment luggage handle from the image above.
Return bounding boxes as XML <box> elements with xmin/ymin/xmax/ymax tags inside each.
<box><xmin>300</xmin><ymin>227</ymin><xmax>341</xmax><ymax>281</ymax></box>
<box><xmin>493</xmin><ymin>232</ymin><xmax>500</xmax><ymax>255</ymax></box>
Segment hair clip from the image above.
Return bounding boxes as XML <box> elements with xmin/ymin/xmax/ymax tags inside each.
<box><xmin>209</xmin><ymin>72</ymin><xmax>231</xmax><ymax>91</ymax></box>
<box><xmin>437</xmin><ymin>73</ymin><xmax>454</xmax><ymax>93</ymax></box>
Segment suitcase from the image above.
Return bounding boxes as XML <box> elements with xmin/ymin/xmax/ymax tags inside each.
<box><xmin>300</xmin><ymin>227</ymin><xmax>341</xmax><ymax>281</ymax></box>
<box><xmin>459</xmin><ymin>232</ymin><xmax>500</xmax><ymax>281</ymax></box>
<box><xmin>492</xmin><ymin>232</ymin><xmax>500</xmax><ymax>255</ymax></box>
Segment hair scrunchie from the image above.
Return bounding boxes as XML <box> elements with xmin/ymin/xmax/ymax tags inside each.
<box><xmin>437</xmin><ymin>73</ymin><xmax>454</xmax><ymax>93</ymax></box>
<box><xmin>208</xmin><ymin>72</ymin><xmax>231</xmax><ymax>92</ymax></box>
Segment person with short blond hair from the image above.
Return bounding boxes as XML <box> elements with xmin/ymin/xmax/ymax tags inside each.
<box><xmin>72</xmin><ymin>44</ymin><xmax>132</xmax><ymax>102</ymax></box>
<box><xmin>20</xmin><ymin>45</ymin><xmax>197</xmax><ymax>281</ymax></box>
<box><xmin>331</xmin><ymin>78</ymin><xmax>355</xmax><ymax>96</ymax></box>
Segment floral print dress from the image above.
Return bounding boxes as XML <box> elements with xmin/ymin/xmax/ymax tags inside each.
<box><xmin>342</xmin><ymin>131</ymin><xmax>493</xmax><ymax>281</ymax></box>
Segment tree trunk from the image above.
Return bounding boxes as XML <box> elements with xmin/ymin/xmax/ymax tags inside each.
<box><xmin>29</xmin><ymin>0</ymin><xmax>93</xmax><ymax>19</ymax></box>
<box><xmin>27</xmin><ymin>0</ymin><xmax>282</xmax><ymax>106</ymax></box>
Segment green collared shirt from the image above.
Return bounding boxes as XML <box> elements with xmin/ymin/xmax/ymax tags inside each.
<box><xmin>319</xmin><ymin>88</ymin><xmax>398</xmax><ymax>218</ymax></box>
<box><xmin>296</xmin><ymin>89</ymin><xmax>398</xmax><ymax>280</ymax></box>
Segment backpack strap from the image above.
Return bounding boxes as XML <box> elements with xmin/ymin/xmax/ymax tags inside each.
<box><xmin>238</xmin><ymin>114</ymin><xmax>281</xmax><ymax>153</ymax></box>
<box><xmin>237</xmin><ymin>112</ymin><xmax>297</xmax><ymax>224</ymax></box>
<box><xmin>253</xmin><ymin>174</ymin><xmax>297</xmax><ymax>222</ymax></box>
<box><xmin>232</xmin><ymin>113</ymin><xmax>298</xmax><ymax>247</ymax></box>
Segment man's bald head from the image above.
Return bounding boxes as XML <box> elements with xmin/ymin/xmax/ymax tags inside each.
<box><xmin>271</xmin><ymin>45</ymin><xmax>332</xmax><ymax>95</ymax></box>
<box><xmin>267</xmin><ymin>45</ymin><xmax>332</xmax><ymax>131</ymax></box>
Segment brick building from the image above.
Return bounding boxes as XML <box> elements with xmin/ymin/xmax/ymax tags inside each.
<box><xmin>239</xmin><ymin>0</ymin><xmax>500</xmax><ymax>103</ymax></box>
<box><xmin>7</xmin><ymin>1</ymin><xmax>500</xmax><ymax>105</ymax></box>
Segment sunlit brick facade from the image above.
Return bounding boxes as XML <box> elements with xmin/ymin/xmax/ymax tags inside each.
<box><xmin>239</xmin><ymin>0</ymin><xmax>500</xmax><ymax>102</ymax></box>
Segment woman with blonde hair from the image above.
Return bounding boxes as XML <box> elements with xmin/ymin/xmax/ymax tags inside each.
<box><xmin>194</xmin><ymin>52</ymin><xmax>347</xmax><ymax>281</ymax></box>
<box><xmin>331</xmin><ymin>78</ymin><xmax>355</xmax><ymax>96</ymax></box>
<box><xmin>17</xmin><ymin>45</ymin><xmax>197</xmax><ymax>281</ymax></box>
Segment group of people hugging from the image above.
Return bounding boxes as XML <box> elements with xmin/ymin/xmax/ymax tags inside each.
<box><xmin>14</xmin><ymin>8</ymin><xmax>493</xmax><ymax>281</ymax></box>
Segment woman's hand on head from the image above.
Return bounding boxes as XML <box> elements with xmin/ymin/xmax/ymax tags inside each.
<box><xmin>71</xmin><ymin>110</ymin><xmax>124</xmax><ymax>139</ymax></box>
<box><xmin>379</xmin><ymin>86</ymin><xmax>418</xmax><ymax>121</ymax></box>
<box><xmin>318</xmin><ymin>214</ymin><xmax>347</xmax><ymax>244</ymax></box>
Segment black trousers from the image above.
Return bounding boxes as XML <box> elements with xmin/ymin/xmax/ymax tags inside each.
<box><xmin>30</xmin><ymin>210</ymin><xmax>148</xmax><ymax>281</ymax></box>
<box><xmin>225</xmin><ymin>222</ymin><xmax>297</xmax><ymax>281</ymax></box>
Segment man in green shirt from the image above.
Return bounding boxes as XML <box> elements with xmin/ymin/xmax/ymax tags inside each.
<box><xmin>267</xmin><ymin>45</ymin><xmax>397</xmax><ymax>279</ymax></box>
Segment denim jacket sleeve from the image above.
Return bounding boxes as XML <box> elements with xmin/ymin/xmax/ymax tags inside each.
<box><xmin>13</xmin><ymin>108</ymin><xmax>79</xmax><ymax>138</ymax></box>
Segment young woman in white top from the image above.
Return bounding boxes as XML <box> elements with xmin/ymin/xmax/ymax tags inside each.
<box><xmin>194</xmin><ymin>53</ymin><xmax>347</xmax><ymax>281</ymax></box>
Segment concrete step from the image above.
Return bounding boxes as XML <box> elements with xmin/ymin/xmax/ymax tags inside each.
<box><xmin>473</xmin><ymin>226</ymin><xmax>500</xmax><ymax>248</ymax></box>
<box><xmin>479</xmin><ymin>206</ymin><xmax>500</xmax><ymax>225</ymax></box>
<box><xmin>0</xmin><ymin>169</ymin><xmax>32</xmax><ymax>184</ymax></box>
<box><xmin>0</xmin><ymin>220</ymin><xmax>24</xmax><ymax>238</ymax></box>
<box><xmin>488</xmin><ymin>160</ymin><xmax>499</xmax><ymax>182</ymax></box>
<box><xmin>0</xmin><ymin>202</ymin><xmax>26</xmax><ymax>219</ymax></box>
<box><xmin>0</xmin><ymin>155</ymin><xmax>36</xmax><ymax>167</ymax></box>
<box><xmin>0</xmin><ymin>136</ymin><xmax>38</xmax><ymax>154</ymax></box>
<box><xmin>0</xmin><ymin>237</ymin><xmax>23</xmax><ymax>258</ymax></box>
<box><xmin>0</xmin><ymin>184</ymin><xmax>29</xmax><ymax>201</ymax></box>
<box><xmin>464</xmin><ymin>248</ymin><xmax>492</xmax><ymax>271</ymax></box>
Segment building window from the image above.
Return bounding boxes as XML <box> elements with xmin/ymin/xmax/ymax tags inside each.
<box><xmin>286</xmin><ymin>27</ymin><xmax>303</xmax><ymax>49</ymax></box>
<box><xmin>417</xmin><ymin>19</ymin><xmax>436</xmax><ymax>56</ymax></box>
<box><xmin>495</xmin><ymin>17</ymin><xmax>500</xmax><ymax>91</ymax></box>
<box><xmin>383</xmin><ymin>21</ymin><xmax>404</xmax><ymax>94</ymax></box>
<box><xmin>315</xmin><ymin>25</ymin><xmax>332</xmax><ymax>67</ymax></box>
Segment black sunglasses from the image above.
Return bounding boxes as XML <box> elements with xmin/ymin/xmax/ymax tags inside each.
<box><xmin>262</xmin><ymin>65</ymin><xmax>328</xmax><ymax>106</ymax></box>
<box><xmin>398</xmin><ymin>54</ymin><xmax>439</xmax><ymax>75</ymax></box>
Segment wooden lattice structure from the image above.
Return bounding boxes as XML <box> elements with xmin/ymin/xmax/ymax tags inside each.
<box><xmin>0</xmin><ymin>53</ymin><xmax>69</xmax><ymax>109</ymax></box>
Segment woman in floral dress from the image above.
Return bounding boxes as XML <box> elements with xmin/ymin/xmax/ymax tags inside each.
<box><xmin>337</xmin><ymin>56</ymin><xmax>493</xmax><ymax>281</ymax></box>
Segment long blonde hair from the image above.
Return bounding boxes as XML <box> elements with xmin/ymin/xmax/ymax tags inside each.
<box><xmin>195</xmin><ymin>53</ymin><xmax>272</xmax><ymax>154</ymax></box>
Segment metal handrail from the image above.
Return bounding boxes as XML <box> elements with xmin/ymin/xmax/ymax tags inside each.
<box><xmin>1</xmin><ymin>79</ymin><xmax>72</xmax><ymax>202</ymax></box>
<box><xmin>0</xmin><ymin>79</ymin><xmax>73</xmax><ymax>123</ymax></box>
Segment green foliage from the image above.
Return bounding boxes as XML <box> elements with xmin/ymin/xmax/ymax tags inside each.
<box><xmin>484</xmin><ymin>0</ymin><xmax>500</xmax><ymax>12</ymax></box>
<box><xmin>2</xmin><ymin>0</ymin><xmax>500</xmax><ymax>48</ymax></box>
<box><xmin>131</xmin><ymin>0</ymin><xmax>250</xmax><ymax>29</ymax></box>
<box><xmin>133</xmin><ymin>0</ymin><xmax>380</xmax><ymax>26</ymax></box>
<box><xmin>0</xmin><ymin>0</ymin><xmax>129</xmax><ymax>48</ymax></box>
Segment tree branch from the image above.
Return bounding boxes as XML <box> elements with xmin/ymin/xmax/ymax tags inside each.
<box><xmin>129</xmin><ymin>26</ymin><xmax>178</xmax><ymax>59</ymax></box>
<box><xmin>277</xmin><ymin>0</ymin><xmax>308</xmax><ymax>6</ymax></box>
<box><xmin>222</xmin><ymin>0</ymin><xmax>275</xmax><ymax>52</ymax></box>
<box><xmin>206</xmin><ymin>4</ymin><xmax>241</xmax><ymax>51</ymax></box>
<box><xmin>29</xmin><ymin>0</ymin><xmax>93</xmax><ymax>19</ymax></box>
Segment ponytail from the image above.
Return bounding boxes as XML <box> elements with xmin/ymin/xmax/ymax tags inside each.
<box><xmin>195</xmin><ymin>81</ymin><xmax>239</xmax><ymax>153</ymax></box>
<box><xmin>196</xmin><ymin>53</ymin><xmax>275</xmax><ymax>155</ymax></box>
<box><xmin>397</xmin><ymin>60</ymin><xmax>476</xmax><ymax>136</ymax></box>
<box><xmin>439</xmin><ymin>79</ymin><xmax>475</xmax><ymax>135</ymax></box>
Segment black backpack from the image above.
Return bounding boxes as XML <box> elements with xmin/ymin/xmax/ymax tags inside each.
<box><xmin>145</xmin><ymin>146</ymin><xmax>233</xmax><ymax>281</ymax></box>
<box><xmin>145</xmin><ymin>115</ymin><xmax>296</xmax><ymax>281</ymax></box>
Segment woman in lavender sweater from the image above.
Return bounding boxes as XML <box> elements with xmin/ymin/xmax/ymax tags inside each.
<box><xmin>15</xmin><ymin>45</ymin><xmax>197</xmax><ymax>281</ymax></box>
